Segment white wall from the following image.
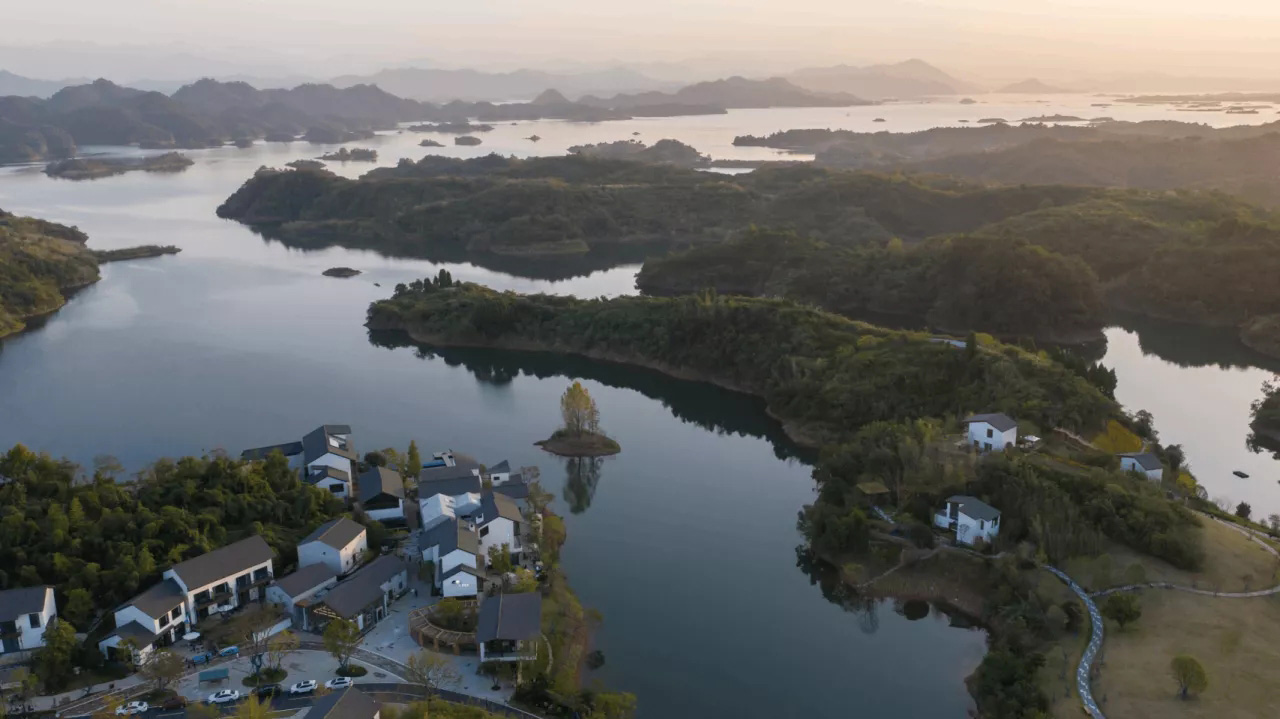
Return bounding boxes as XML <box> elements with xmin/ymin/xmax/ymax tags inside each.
<box><xmin>442</xmin><ymin>572</ymin><xmax>478</xmax><ymax>598</ymax></box>
<box><xmin>955</xmin><ymin>513</ymin><xmax>999</xmax><ymax>546</ymax></box>
<box><xmin>166</xmin><ymin>558</ymin><xmax>274</xmax><ymax>621</ymax></box>
<box><xmin>307</xmin><ymin>453</ymin><xmax>354</xmax><ymax>479</ymax></box>
<box><xmin>1119</xmin><ymin>457</ymin><xmax>1162</xmax><ymax>481</ymax></box>
<box><xmin>478</xmin><ymin>518</ymin><xmax>519</xmax><ymax>557</ymax></box>
<box><xmin>366</xmin><ymin>500</ymin><xmax>405</xmax><ymax>523</ymax></box>
<box><xmin>299</xmin><ymin>535</ymin><xmax>366</xmax><ymax>576</ymax></box>
<box><xmin>313</xmin><ymin>475</ymin><xmax>350</xmax><ymax>499</ymax></box>
<box><xmin>967</xmin><ymin>422</ymin><xmax>1017</xmax><ymax>452</ymax></box>
<box><xmin>14</xmin><ymin>591</ymin><xmax>57</xmax><ymax>652</ymax></box>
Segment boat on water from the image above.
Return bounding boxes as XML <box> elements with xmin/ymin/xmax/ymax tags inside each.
<box><xmin>1234</xmin><ymin>470</ymin><xmax>1250</xmax><ymax>478</ymax></box>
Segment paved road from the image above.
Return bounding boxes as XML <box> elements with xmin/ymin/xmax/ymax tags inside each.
<box><xmin>1045</xmin><ymin>566</ymin><xmax>1106</xmax><ymax>719</ymax></box>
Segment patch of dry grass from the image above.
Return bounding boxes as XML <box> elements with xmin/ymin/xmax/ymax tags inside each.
<box><xmin>1095</xmin><ymin>589</ymin><xmax>1280</xmax><ymax>719</ymax></box>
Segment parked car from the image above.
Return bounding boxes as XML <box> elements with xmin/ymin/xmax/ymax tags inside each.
<box><xmin>252</xmin><ymin>685</ymin><xmax>281</xmax><ymax>699</ymax></box>
<box><xmin>325</xmin><ymin>677</ymin><xmax>353</xmax><ymax>690</ymax></box>
<box><xmin>207</xmin><ymin>690</ymin><xmax>241</xmax><ymax>704</ymax></box>
<box><xmin>115</xmin><ymin>701</ymin><xmax>148</xmax><ymax>715</ymax></box>
<box><xmin>288</xmin><ymin>681</ymin><xmax>317</xmax><ymax>695</ymax></box>
<box><xmin>160</xmin><ymin>696</ymin><xmax>187</xmax><ymax>710</ymax></box>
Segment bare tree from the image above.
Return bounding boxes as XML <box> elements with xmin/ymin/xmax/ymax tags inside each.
<box><xmin>139</xmin><ymin>650</ymin><xmax>184</xmax><ymax>693</ymax></box>
<box><xmin>404</xmin><ymin>650</ymin><xmax>462</xmax><ymax>691</ymax></box>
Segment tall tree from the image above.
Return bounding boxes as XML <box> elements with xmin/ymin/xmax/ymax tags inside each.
<box><xmin>403</xmin><ymin>650</ymin><xmax>461</xmax><ymax>691</ymax></box>
<box><xmin>266</xmin><ymin>630</ymin><xmax>299</xmax><ymax>671</ymax></box>
<box><xmin>322</xmin><ymin>619</ymin><xmax>361</xmax><ymax>670</ymax></box>
<box><xmin>406</xmin><ymin>441</ymin><xmax>422</xmax><ymax>479</ymax></box>
<box><xmin>32</xmin><ymin>619</ymin><xmax>77</xmax><ymax>691</ymax></box>
<box><xmin>139</xmin><ymin>650</ymin><xmax>184</xmax><ymax>693</ymax></box>
<box><xmin>1170</xmin><ymin>655</ymin><xmax>1208</xmax><ymax>699</ymax></box>
<box><xmin>560</xmin><ymin>382</ymin><xmax>600</xmax><ymax>436</ymax></box>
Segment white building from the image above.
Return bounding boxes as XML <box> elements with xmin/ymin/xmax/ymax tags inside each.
<box><xmin>303</xmin><ymin>425</ymin><xmax>357</xmax><ymax>479</ymax></box>
<box><xmin>306</xmin><ymin>466</ymin><xmax>352</xmax><ymax>499</ymax></box>
<box><xmin>964</xmin><ymin>413</ymin><xmax>1018</xmax><ymax>452</ymax></box>
<box><xmin>934</xmin><ymin>495</ymin><xmax>1001</xmax><ymax>547</ymax></box>
<box><xmin>266</xmin><ymin>563</ymin><xmax>339</xmax><ymax>632</ymax></box>
<box><xmin>1119</xmin><ymin>452</ymin><xmax>1163</xmax><ymax>481</ymax></box>
<box><xmin>475</xmin><ymin>491</ymin><xmax>524</xmax><ymax>558</ymax></box>
<box><xmin>421</xmin><ymin>519</ymin><xmax>484</xmax><ymax>598</ymax></box>
<box><xmin>0</xmin><ymin>587</ymin><xmax>56</xmax><ymax>655</ymax></box>
<box><xmin>98</xmin><ymin>579</ymin><xmax>189</xmax><ymax>662</ymax></box>
<box><xmin>298</xmin><ymin>518</ymin><xmax>368</xmax><ymax>576</ymax></box>
<box><xmin>357</xmin><ymin>467</ymin><xmax>407</xmax><ymax>524</ymax></box>
<box><xmin>311</xmin><ymin>555</ymin><xmax>408</xmax><ymax>632</ymax></box>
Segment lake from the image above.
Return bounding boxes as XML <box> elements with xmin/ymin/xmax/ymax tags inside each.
<box><xmin>2</xmin><ymin>98</ymin><xmax>1277</xmax><ymax>717</ymax></box>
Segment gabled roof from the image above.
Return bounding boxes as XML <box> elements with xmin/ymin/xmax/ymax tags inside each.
<box><xmin>307</xmin><ymin>466</ymin><xmax>350</xmax><ymax>485</ymax></box>
<box><xmin>308</xmin><ymin>687</ymin><xmax>380</xmax><ymax>719</ymax></box>
<box><xmin>106</xmin><ymin>621</ymin><xmax>161</xmax><ymax>648</ymax></box>
<box><xmin>169</xmin><ymin>536</ymin><xmax>274</xmax><ymax>590</ymax></box>
<box><xmin>271</xmin><ymin>563</ymin><xmax>338</xmax><ymax>598</ymax></box>
<box><xmin>947</xmin><ymin>495</ymin><xmax>1000</xmax><ymax>521</ymax></box>
<box><xmin>494</xmin><ymin>477</ymin><xmax>529</xmax><ymax>501</ymax></box>
<box><xmin>240</xmin><ymin>441</ymin><xmax>304</xmax><ymax>461</ymax></box>
<box><xmin>319</xmin><ymin>555</ymin><xmax>407</xmax><ymax>618</ymax></box>
<box><xmin>358</xmin><ymin>466</ymin><xmax>405</xmax><ymax>502</ymax></box>
<box><xmin>963</xmin><ymin>413</ymin><xmax>1018</xmax><ymax>432</ymax></box>
<box><xmin>479</xmin><ymin>491</ymin><xmax>522</xmax><ymax>525</ymax></box>
<box><xmin>303</xmin><ymin>425</ymin><xmax>357</xmax><ymax>464</ymax></box>
<box><xmin>477</xmin><ymin>592</ymin><xmax>542</xmax><ymax>643</ymax></box>
<box><xmin>1119</xmin><ymin>452</ymin><xmax>1162</xmax><ymax>471</ymax></box>
<box><xmin>442</xmin><ymin>564</ymin><xmax>486</xmax><ymax>581</ymax></box>
<box><xmin>488</xmin><ymin>460</ymin><xmax>511</xmax><ymax>475</ymax></box>
<box><xmin>300</xmin><ymin>517</ymin><xmax>366</xmax><ymax>550</ymax></box>
<box><xmin>422</xmin><ymin>518</ymin><xmax>479</xmax><ymax>556</ymax></box>
<box><xmin>119</xmin><ymin>579</ymin><xmax>185</xmax><ymax>620</ymax></box>
<box><xmin>0</xmin><ymin>586</ymin><xmax>52</xmax><ymax>622</ymax></box>
<box><xmin>418</xmin><ymin>463</ymin><xmax>482</xmax><ymax>498</ymax></box>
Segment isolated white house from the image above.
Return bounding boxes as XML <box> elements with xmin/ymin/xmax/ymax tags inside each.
<box><xmin>964</xmin><ymin>413</ymin><xmax>1018</xmax><ymax>452</ymax></box>
<box><xmin>421</xmin><ymin>519</ymin><xmax>483</xmax><ymax>598</ymax></box>
<box><xmin>934</xmin><ymin>495</ymin><xmax>1001</xmax><ymax>547</ymax></box>
<box><xmin>1119</xmin><ymin>452</ymin><xmax>1163</xmax><ymax>481</ymax></box>
<box><xmin>298</xmin><ymin>517</ymin><xmax>368</xmax><ymax>576</ymax></box>
<box><xmin>0</xmin><ymin>586</ymin><xmax>57</xmax><ymax>655</ymax></box>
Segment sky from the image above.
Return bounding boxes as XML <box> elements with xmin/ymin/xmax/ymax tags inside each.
<box><xmin>4</xmin><ymin>0</ymin><xmax>1280</xmax><ymax>82</ymax></box>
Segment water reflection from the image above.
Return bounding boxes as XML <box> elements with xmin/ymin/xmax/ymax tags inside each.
<box><xmin>563</xmin><ymin>455</ymin><xmax>605</xmax><ymax>514</ymax></box>
<box><xmin>1107</xmin><ymin>312</ymin><xmax>1280</xmax><ymax>373</ymax></box>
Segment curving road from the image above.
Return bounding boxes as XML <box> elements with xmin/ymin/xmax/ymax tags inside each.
<box><xmin>1045</xmin><ymin>566</ymin><xmax>1106</xmax><ymax>719</ymax></box>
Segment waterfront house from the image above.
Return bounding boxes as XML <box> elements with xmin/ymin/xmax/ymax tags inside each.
<box><xmin>167</xmin><ymin>535</ymin><xmax>276</xmax><ymax>622</ymax></box>
<box><xmin>0</xmin><ymin>586</ymin><xmax>56</xmax><ymax>655</ymax></box>
<box><xmin>421</xmin><ymin>519</ymin><xmax>483</xmax><ymax>598</ymax></box>
<box><xmin>266</xmin><ymin>563</ymin><xmax>339</xmax><ymax>632</ymax></box>
<box><xmin>476</xmin><ymin>491</ymin><xmax>524</xmax><ymax>558</ymax></box>
<box><xmin>98</xmin><ymin>579</ymin><xmax>188</xmax><ymax>662</ymax></box>
<box><xmin>310</xmin><ymin>555</ymin><xmax>408</xmax><ymax>632</ymax></box>
<box><xmin>298</xmin><ymin>518</ymin><xmax>368</xmax><ymax>576</ymax></box>
<box><xmin>303</xmin><ymin>425</ymin><xmax>357</xmax><ymax>480</ymax></box>
<box><xmin>240</xmin><ymin>441</ymin><xmax>305</xmax><ymax>469</ymax></box>
<box><xmin>357</xmin><ymin>467</ymin><xmax>407</xmax><ymax>524</ymax></box>
<box><xmin>1119</xmin><ymin>452</ymin><xmax>1163</xmax><ymax>481</ymax></box>
<box><xmin>964</xmin><ymin>413</ymin><xmax>1018</xmax><ymax>452</ymax></box>
<box><xmin>309</xmin><ymin>687</ymin><xmax>381</xmax><ymax>719</ymax></box>
<box><xmin>933</xmin><ymin>495</ymin><xmax>1001</xmax><ymax>546</ymax></box>
<box><xmin>307</xmin><ymin>466</ymin><xmax>353</xmax><ymax>499</ymax></box>
<box><xmin>477</xmin><ymin>592</ymin><xmax>542</xmax><ymax>663</ymax></box>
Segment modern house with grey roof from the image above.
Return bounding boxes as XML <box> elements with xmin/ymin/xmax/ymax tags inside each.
<box><xmin>476</xmin><ymin>491</ymin><xmax>524</xmax><ymax>559</ymax></box>
<box><xmin>242</xmin><ymin>425</ymin><xmax>356</xmax><ymax>490</ymax></box>
<box><xmin>358</xmin><ymin>467</ymin><xmax>407</xmax><ymax>524</ymax></box>
<box><xmin>311</xmin><ymin>555</ymin><xmax>408</xmax><ymax>632</ymax></box>
<box><xmin>421</xmin><ymin>519</ymin><xmax>483</xmax><ymax>598</ymax></box>
<box><xmin>309</xmin><ymin>687</ymin><xmax>381</xmax><ymax>719</ymax></box>
<box><xmin>1119</xmin><ymin>452</ymin><xmax>1163</xmax><ymax>482</ymax></box>
<box><xmin>298</xmin><ymin>518</ymin><xmax>368</xmax><ymax>576</ymax></box>
<box><xmin>477</xmin><ymin>592</ymin><xmax>542</xmax><ymax>662</ymax></box>
<box><xmin>0</xmin><ymin>586</ymin><xmax>56</xmax><ymax>655</ymax></box>
<box><xmin>165</xmin><ymin>535</ymin><xmax>276</xmax><ymax>622</ymax></box>
<box><xmin>266</xmin><ymin>563</ymin><xmax>339</xmax><ymax>632</ymax></box>
<box><xmin>98</xmin><ymin>578</ymin><xmax>188</xmax><ymax>662</ymax></box>
<box><xmin>307</xmin><ymin>465</ymin><xmax>353</xmax><ymax>499</ymax></box>
<box><xmin>964</xmin><ymin>413</ymin><xmax>1018</xmax><ymax>452</ymax></box>
<box><xmin>934</xmin><ymin>495</ymin><xmax>1001</xmax><ymax>546</ymax></box>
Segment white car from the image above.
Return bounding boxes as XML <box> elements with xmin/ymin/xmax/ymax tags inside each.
<box><xmin>115</xmin><ymin>701</ymin><xmax>148</xmax><ymax>716</ymax></box>
<box><xmin>288</xmin><ymin>680</ymin><xmax>317</xmax><ymax>695</ymax></box>
<box><xmin>325</xmin><ymin>677</ymin><xmax>353</xmax><ymax>690</ymax></box>
<box><xmin>207</xmin><ymin>690</ymin><xmax>241</xmax><ymax>704</ymax></box>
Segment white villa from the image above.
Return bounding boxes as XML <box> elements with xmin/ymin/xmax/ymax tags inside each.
<box><xmin>934</xmin><ymin>495</ymin><xmax>1001</xmax><ymax>547</ymax></box>
<box><xmin>297</xmin><ymin>517</ymin><xmax>368</xmax><ymax>576</ymax></box>
<box><xmin>964</xmin><ymin>413</ymin><xmax>1018</xmax><ymax>452</ymax></box>
<box><xmin>1119</xmin><ymin>452</ymin><xmax>1163</xmax><ymax>481</ymax></box>
<box><xmin>421</xmin><ymin>520</ymin><xmax>485</xmax><ymax>598</ymax></box>
<box><xmin>0</xmin><ymin>586</ymin><xmax>57</xmax><ymax>656</ymax></box>
<box><xmin>241</xmin><ymin>424</ymin><xmax>357</xmax><ymax>497</ymax></box>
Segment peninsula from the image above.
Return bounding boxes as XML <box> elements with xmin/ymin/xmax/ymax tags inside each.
<box><xmin>43</xmin><ymin>152</ymin><xmax>193</xmax><ymax>180</ymax></box>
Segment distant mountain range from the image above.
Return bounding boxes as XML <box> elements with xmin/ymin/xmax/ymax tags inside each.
<box><xmin>0</xmin><ymin>70</ymin><xmax>91</xmax><ymax>98</ymax></box>
<box><xmin>330</xmin><ymin>66</ymin><xmax>679</xmax><ymax>103</ymax></box>
<box><xmin>787</xmin><ymin>59</ymin><xmax>978</xmax><ymax>98</ymax></box>
<box><xmin>580</xmin><ymin>76</ymin><xmax>871</xmax><ymax>109</ymax></box>
<box><xmin>995</xmin><ymin>78</ymin><xmax>1077</xmax><ymax>94</ymax></box>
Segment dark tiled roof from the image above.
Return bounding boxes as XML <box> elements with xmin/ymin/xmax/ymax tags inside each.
<box><xmin>480</xmin><ymin>491</ymin><xmax>522</xmax><ymax>524</ymax></box>
<box><xmin>108</xmin><ymin>621</ymin><xmax>161</xmax><ymax>648</ymax></box>
<box><xmin>308</xmin><ymin>687</ymin><xmax>380</xmax><ymax>719</ymax></box>
<box><xmin>947</xmin><ymin>495</ymin><xmax>1001</xmax><ymax>521</ymax></box>
<box><xmin>422</xmin><ymin>519</ymin><xmax>479</xmax><ymax>556</ymax></box>
<box><xmin>963</xmin><ymin>413</ymin><xmax>1018</xmax><ymax>432</ymax></box>
<box><xmin>487</xmin><ymin>460</ymin><xmax>510</xmax><ymax>474</ymax></box>
<box><xmin>494</xmin><ymin>477</ymin><xmax>529</xmax><ymax>500</ymax></box>
<box><xmin>240</xmin><ymin>442</ymin><xmax>304</xmax><ymax>461</ymax></box>
<box><xmin>320</xmin><ymin>555</ymin><xmax>407</xmax><ymax>618</ymax></box>
<box><xmin>1119</xmin><ymin>452</ymin><xmax>1162</xmax><ymax>471</ymax></box>
<box><xmin>272</xmin><ymin>564</ymin><xmax>338</xmax><ymax>598</ymax></box>
<box><xmin>306</xmin><ymin>466</ymin><xmax>350</xmax><ymax>485</ymax></box>
<box><xmin>169</xmin><ymin>536</ymin><xmax>274</xmax><ymax>590</ymax></box>
<box><xmin>300</xmin><ymin>518</ymin><xmax>366</xmax><ymax>550</ymax></box>
<box><xmin>418</xmin><ymin>463</ymin><xmax>482</xmax><ymax>497</ymax></box>
<box><xmin>120</xmin><ymin>579</ymin><xmax>185</xmax><ymax>620</ymax></box>
<box><xmin>442</xmin><ymin>564</ymin><xmax>486</xmax><ymax>581</ymax></box>
<box><xmin>303</xmin><ymin>425</ymin><xmax>357</xmax><ymax>464</ymax></box>
<box><xmin>477</xmin><ymin>592</ymin><xmax>542</xmax><ymax>643</ymax></box>
<box><xmin>358</xmin><ymin>467</ymin><xmax>405</xmax><ymax>502</ymax></box>
<box><xmin>0</xmin><ymin>586</ymin><xmax>51</xmax><ymax>622</ymax></box>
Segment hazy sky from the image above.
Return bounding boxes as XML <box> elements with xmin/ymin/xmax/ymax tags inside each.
<box><xmin>5</xmin><ymin>0</ymin><xmax>1280</xmax><ymax>80</ymax></box>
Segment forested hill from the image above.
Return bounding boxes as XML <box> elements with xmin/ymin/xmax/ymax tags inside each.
<box><xmin>0</xmin><ymin>209</ymin><xmax>99</xmax><ymax>338</ymax></box>
<box><xmin>636</xmin><ymin>229</ymin><xmax>1104</xmax><ymax>342</ymax></box>
<box><xmin>367</xmin><ymin>281</ymin><xmax>1116</xmax><ymax>446</ymax></box>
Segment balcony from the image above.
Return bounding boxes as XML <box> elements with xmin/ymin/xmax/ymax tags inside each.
<box><xmin>236</xmin><ymin>570</ymin><xmax>274</xmax><ymax>590</ymax></box>
<box><xmin>195</xmin><ymin>587</ymin><xmax>232</xmax><ymax>607</ymax></box>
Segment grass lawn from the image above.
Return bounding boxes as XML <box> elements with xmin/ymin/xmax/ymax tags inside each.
<box><xmin>1095</xmin><ymin>589</ymin><xmax>1280</xmax><ymax>718</ymax></box>
<box><xmin>1065</xmin><ymin>518</ymin><xmax>1280</xmax><ymax>594</ymax></box>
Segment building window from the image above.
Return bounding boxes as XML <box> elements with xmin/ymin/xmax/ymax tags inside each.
<box><xmin>329</xmin><ymin>485</ymin><xmax>343</xmax><ymax>494</ymax></box>
<box><xmin>28</xmin><ymin>613</ymin><xmax>41</xmax><ymax>629</ymax></box>
<box><xmin>479</xmin><ymin>526</ymin><xmax>489</xmax><ymax>537</ymax></box>
<box><xmin>986</xmin><ymin>428</ymin><xmax>993</xmax><ymax>438</ymax></box>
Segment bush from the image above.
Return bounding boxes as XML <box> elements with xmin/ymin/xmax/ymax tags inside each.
<box><xmin>336</xmin><ymin>664</ymin><xmax>368</xmax><ymax>678</ymax></box>
<box><xmin>904</xmin><ymin>521</ymin><xmax>936</xmax><ymax>549</ymax></box>
<box><xmin>241</xmin><ymin>667</ymin><xmax>287</xmax><ymax>687</ymax></box>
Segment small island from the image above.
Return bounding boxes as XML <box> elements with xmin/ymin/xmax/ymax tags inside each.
<box><xmin>407</xmin><ymin>121</ymin><xmax>494</xmax><ymax>133</ymax></box>
<box><xmin>93</xmin><ymin>245</ymin><xmax>181</xmax><ymax>263</ymax></box>
<box><xmin>535</xmin><ymin>382</ymin><xmax>621</xmax><ymax>457</ymax></box>
<box><xmin>418</xmin><ymin>139</ymin><xmax>444</xmax><ymax>147</ymax></box>
<box><xmin>454</xmin><ymin>135</ymin><xmax>483</xmax><ymax>146</ymax></box>
<box><xmin>317</xmin><ymin>147</ymin><xmax>377</xmax><ymax>162</ymax></box>
<box><xmin>1019</xmin><ymin>114</ymin><xmax>1086</xmax><ymax>122</ymax></box>
<box><xmin>44</xmin><ymin>152</ymin><xmax>194</xmax><ymax>180</ymax></box>
<box><xmin>322</xmin><ymin>266</ymin><xmax>362</xmax><ymax>278</ymax></box>
<box><xmin>286</xmin><ymin>159</ymin><xmax>326</xmax><ymax>170</ymax></box>
<box><xmin>976</xmin><ymin>117</ymin><xmax>1008</xmax><ymax>123</ymax></box>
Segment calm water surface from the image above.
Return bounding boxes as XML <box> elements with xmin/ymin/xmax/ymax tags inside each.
<box><xmin>4</xmin><ymin>100</ymin><xmax>1278</xmax><ymax>717</ymax></box>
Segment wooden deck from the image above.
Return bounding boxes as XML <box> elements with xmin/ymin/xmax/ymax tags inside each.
<box><xmin>407</xmin><ymin>602</ymin><xmax>478</xmax><ymax>654</ymax></box>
